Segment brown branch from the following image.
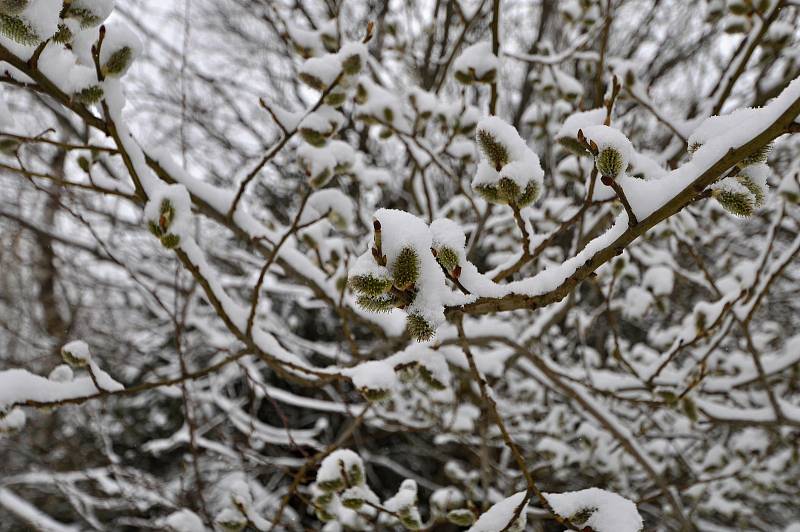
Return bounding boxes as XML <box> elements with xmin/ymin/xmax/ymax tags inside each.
<box><xmin>446</xmin><ymin>91</ymin><xmax>800</xmax><ymax>317</ymax></box>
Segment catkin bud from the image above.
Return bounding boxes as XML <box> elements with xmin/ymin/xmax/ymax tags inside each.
<box><xmin>497</xmin><ymin>177</ymin><xmax>521</xmax><ymax>203</ymax></box>
<box><xmin>61</xmin><ymin>341</ymin><xmax>91</xmax><ymax>368</ymax></box>
<box><xmin>418</xmin><ymin>365</ymin><xmax>446</xmax><ymax>391</ymax></box>
<box><xmin>340</xmin><ymin>53</ymin><xmax>362</xmax><ymax>76</ymax></box>
<box><xmin>52</xmin><ymin>23</ymin><xmax>73</xmax><ymax>44</ymax></box>
<box><xmin>0</xmin><ymin>136</ymin><xmax>20</xmax><ymax>155</ymax></box>
<box><xmin>727</xmin><ymin>0</ymin><xmax>749</xmax><ymax>15</ymax></box>
<box><xmin>349</xmin><ymin>273</ymin><xmax>393</xmax><ymax>297</ymax></box>
<box><xmin>311</xmin><ymin>171</ymin><xmax>334</xmax><ymax>190</ymax></box>
<box><xmin>454</xmin><ymin>66</ymin><xmax>496</xmax><ymax>85</ymax></box>
<box><xmin>712</xmin><ymin>186</ymin><xmax>755</xmax><ymax>217</ymax></box>
<box><xmin>736</xmin><ymin>174</ymin><xmax>765</xmax><ymax>208</ymax></box>
<box><xmin>314</xmin><ymin>492</ymin><xmax>334</xmax><ymax>507</ymax></box>
<box><xmin>557</xmin><ymin>136</ymin><xmax>591</xmax><ymax>156</ymax></box>
<box><xmin>738</xmin><ymin>143</ymin><xmax>771</xmax><ymax>168</ymax></box>
<box><xmin>65</xmin><ymin>6</ymin><xmax>103</xmax><ymax>28</ymax></box>
<box><xmin>476</xmin><ymin>129</ymin><xmax>510</xmax><ymax>170</ymax></box>
<box><xmin>299</xmin><ymin>128</ymin><xmax>327</xmax><ymax>148</ymax></box>
<box><xmin>0</xmin><ymin>0</ymin><xmax>28</xmax><ymax>15</ymax></box>
<box><xmin>682</xmin><ymin>396</ymin><xmax>698</xmax><ymax>422</ymax></box>
<box><xmin>392</xmin><ymin>247</ymin><xmax>420</xmax><ymax>290</ymax></box>
<box><xmin>473</xmin><ymin>183</ymin><xmax>501</xmax><ymax>203</ymax></box>
<box><xmin>595</xmin><ymin>146</ymin><xmax>625</xmax><ymax>177</ymax></box>
<box><xmin>400</xmin><ymin>513</ymin><xmax>423</xmax><ymax>530</ymax></box>
<box><xmin>315</xmin><ymin>507</ymin><xmax>335</xmax><ymax>522</ymax></box>
<box><xmin>517</xmin><ymin>182</ymin><xmax>540</xmax><ymax>208</ymax></box>
<box><xmin>0</xmin><ymin>14</ymin><xmax>40</xmax><ymax>45</ymax></box>
<box><xmin>147</xmin><ymin>220</ymin><xmax>163</xmax><ymax>238</ymax></box>
<box><xmin>355</xmin><ymin>294</ymin><xmax>397</xmax><ymax>313</ymax></box>
<box><xmin>434</xmin><ymin>246</ymin><xmax>459</xmax><ymax>273</ymax></box>
<box><xmin>348</xmin><ymin>461</ymin><xmax>364</xmax><ymax>485</ymax></box>
<box><xmin>447</xmin><ymin>509</ymin><xmax>476</xmax><ymax>526</ymax></box>
<box><xmin>160</xmin><ymin>233</ymin><xmax>181</xmax><ymax>249</ymax></box>
<box><xmin>324</xmin><ymin>87</ymin><xmax>347</xmax><ymax>107</ymax></box>
<box><xmin>215</xmin><ymin>509</ymin><xmax>247</xmax><ymax>532</ymax></box>
<box><xmin>341</xmin><ymin>487</ymin><xmax>366</xmax><ymax>510</ymax></box>
<box><xmin>360</xmin><ymin>385</ymin><xmax>392</xmax><ymax>402</ymax></box>
<box><xmin>102</xmin><ymin>47</ymin><xmax>134</xmax><ymax>78</ymax></box>
<box><xmin>407</xmin><ymin>314</ymin><xmax>435</xmax><ymax>342</ymax></box>
<box><xmin>73</xmin><ymin>85</ymin><xmax>104</xmax><ymax>104</ymax></box>
<box><xmin>317</xmin><ymin>477</ymin><xmax>344</xmax><ymax>493</ymax></box>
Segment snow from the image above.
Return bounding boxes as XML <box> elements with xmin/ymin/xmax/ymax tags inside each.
<box><xmin>297</xmin><ymin>143</ymin><xmax>337</xmax><ymax>182</ymax></box>
<box><xmin>48</xmin><ymin>364</ymin><xmax>74</xmax><ymax>382</ymax></box>
<box><xmin>286</xmin><ymin>24</ymin><xmax>325</xmax><ymax>57</ymax></box>
<box><xmin>317</xmin><ymin>449</ymin><xmax>364</xmax><ymax>485</ymax></box>
<box><xmin>613</xmin><ymin>77</ymin><xmax>800</xmax><ymax>221</ymax></box>
<box><xmin>507</xmin><ymin>213</ymin><xmax>628</xmax><ymax>297</ymax></box>
<box><xmin>467</xmin><ymin>491</ymin><xmax>527</xmax><ymax>532</ymax></box>
<box><xmin>643</xmin><ymin>266</ymin><xmax>674</xmax><ymax>296</ymax></box>
<box><xmin>307</xmin><ymin>188</ymin><xmax>355</xmax><ymax>229</ymax></box>
<box><xmin>262</xmin><ymin>99</ymin><xmax>303</xmax><ymax>131</ymax></box>
<box><xmin>388</xmin><ymin>343</ymin><xmax>452</xmax><ymax>387</ymax></box>
<box><xmin>143</xmin><ymin>183</ymin><xmax>193</xmax><ymax>240</ymax></box>
<box><xmin>161</xmin><ymin>509</ymin><xmax>206</xmax><ymax>532</ymax></box>
<box><xmin>537</xmin><ymin>66</ymin><xmax>583</xmax><ymax>98</ymax></box>
<box><xmin>355</xmin><ymin>78</ymin><xmax>407</xmax><ymax>130</ymax></box>
<box><xmin>1</xmin><ymin>3</ymin><xmax>798</xmax><ymax>529</ymax></box>
<box><xmin>18</xmin><ymin>0</ymin><xmax>62</xmax><ymax>42</ymax></box>
<box><xmin>556</xmin><ymin>108</ymin><xmax>605</xmax><ymax>141</ymax></box>
<box><xmin>629</xmin><ymin>151</ymin><xmax>667</xmax><ymax>180</ymax></box>
<box><xmin>408</xmin><ymin>87</ymin><xmax>438</xmax><ymax>116</ymax></box>
<box><xmin>0</xmin><ymin>407</ymin><xmax>25</xmax><ymax>432</ymax></box>
<box><xmin>582</xmin><ymin>124</ymin><xmax>634</xmax><ymax>177</ymax></box>
<box><xmin>327</xmin><ymin>139</ymin><xmax>355</xmax><ymax>169</ymax></box>
<box><xmin>342</xmin><ymin>359</ymin><xmax>399</xmax><ymax>393</ymax></box>
<box><xmin>0</xmin><ymin>488</ymin><xmax>78</xmax><ymax>532</ymax></box>
<box><xmin>447</xmin><ymin>138</ymin><xmax>477</xmax><ymax>160</ymax></box>
<box><xmin>453</xmin><ymin>41</ymin><xmax>499</xmax><ymax>82</ymax></box>
<box><xmin>431</xmin><ymin>218</ymin><xmax>466</xmax><ymax>254</ymax></box>
<box><xmin>383</xmin><ymin>479</ymin><xmax>418</xmax><ymax>512</ymax></box>
<box><xmin>739</xmin><ymin>162</ymin><xmax>769</xmax><ymax>190</ymax></box>
<box><xmin>299</xmin><ymin>105</ymin><xmax>345</xmax><ymax>135</ymax></box>
<box><xmin>336</xmin><ymin>41</ymin><xmax>367</xmax><ymax>74</ymax></box>
<box><xmin>37</xmin><ymin>43</ymin><xmax>98</xmax><ymax>95</ymax></box>
<box><xmin>99</xmin><ymin>20</ymin><xmax>142</xmax><ymax>78</ymax></box>
<box><xmin>61</xmin><ymin>340</ymin><xmax>91</xmax><ymax>364</ymax></box>
<box><xmin>473</xmin><ymin>160</ymin><xmax>500</xmax><ymax>187</ymax></box>
<box><xmin>499</xmin><ymin>156</ymin><xmax>543</xmax><ymax>189</ymax></box>
<box><xmin>374</xmin><ymin>208</ymin><xmax>450</xmax><ymax>329</ymax></box>
<box><xmin>430</xmin><ymin>486</ymin><xmax>465</xmax><ymax>513</ymax></box>
<box><xmin>300</xmin><ymin>54</ymin><xmax>342</xmax><ymax>88</ymax></box>
<box><xmin>66</xmin><ymin>0</ymin><xmax>115</xmax><ymax>27</ymax></box>
<box><xmin>543</xmin><ymin>488</ymin><xmax>643</xmax><ymax>532</ymax></box>
<box><xmin>624</xmin><ymin>286</ymin><xmax>653</xmax><ymax>318</ymax></box>
<box><xmin>0</xmin><ymin>367</ymin><xmax>123</xmax><ymax>409</ymax></box>
<box><xmin>473</xmin><ymin>116</ymin><xmax>544</xmax><ymax>189</ymax></box>
<box><xmin>71</xmin><ymin>27</ymin><xmax>100</xmax><ymax>66</ymax></box>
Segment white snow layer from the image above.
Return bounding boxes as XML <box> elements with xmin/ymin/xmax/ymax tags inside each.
<box><xmin>453</xmin><ymin>41</ymin><xmax>499</xmax><ymax>80</ymax></box>
<box><xmin>467</xmin><ymin>490</ymin><xmax>527</xmax><ymax>532</ymax></box>
<box><xmin>543</xmin><ymin>488</ymin><xmax>643</xmax><ymax>532</ymax></box>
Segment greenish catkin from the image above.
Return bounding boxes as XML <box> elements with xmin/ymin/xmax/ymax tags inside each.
<box><xmin>713</xmin><ymin>188</ymin><xmax>754</xmax><ymax>217</ymax></box>
<box><xmin>392</xmin><ymin>247</ymin><xmax>419</xmax><ymax>290</ymax></box>
<box><xmin>0</xmin><ymin>14</ymin><xmax>40</xmax><ymax>45</ymax></box>
<box><xmin>476</xmin><ymin>129</ymin><xmax>510</xmax><ymax>169</ymax></box>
